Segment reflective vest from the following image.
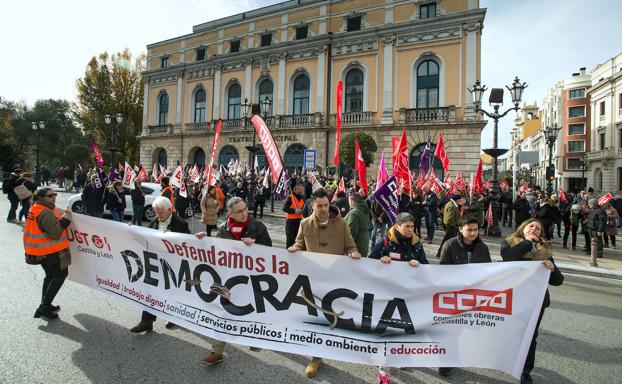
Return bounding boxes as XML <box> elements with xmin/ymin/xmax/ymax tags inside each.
<box><xmin>286</xmin><ymin>194</ymin><xmax>304</xmax><ymax>220</ymax></box>
<box><xmin>161</xmin><ymin>185</ymin><xmax>176</xmax><ymax>211</ymax></box>
<box><xmin>23</xmin><ymin>203</ymin><xmax>69</xmax><ymax>256</ymax></box>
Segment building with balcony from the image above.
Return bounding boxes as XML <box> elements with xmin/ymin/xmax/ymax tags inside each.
<box><xmin>139</xmin><ymin>0</ymin><xmax>487</xmax><ymax>177</ymax></box>
<box><xmin>586</xmin><ymin>51</ymin><xmax>622</xmax><ymax>193</ymax></box>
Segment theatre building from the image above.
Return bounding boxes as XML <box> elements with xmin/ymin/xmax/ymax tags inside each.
<box><xmin>139</xmin><ymin>0</ymin><xmax>486</xmax><ymax>178</ymax></box>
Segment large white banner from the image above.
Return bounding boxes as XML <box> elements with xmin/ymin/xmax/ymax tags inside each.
<box><xmin>66</xmin><ymin>214</ymin><xmax>549</xmax><ymax>379</ymax></box>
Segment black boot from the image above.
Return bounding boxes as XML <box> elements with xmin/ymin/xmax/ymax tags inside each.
<box><xmin>34</xmin><ymin>305</ymin><xmax>59</xmax><ymax>320</ymax></box>
<box><xmin>130</xmin><ymin>320</ymin><xmax>153</xmax><ymax>333</ymax></box>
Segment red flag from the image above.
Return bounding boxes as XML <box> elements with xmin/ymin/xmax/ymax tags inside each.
<box><xmin>394</xmin><ymin>129</ymin><xmax>409</xmax><ymax>180</ymax></box>
<box><xmin>252</xmin><ymin>115</ymin><xmax>284</xmax><ymax>185</ymax></box>
<box><xmin>334</xmin><ymin>81</ymin><xmax>343</xmax><ymax>166</ymax></box>
<box><xmin>484</xmin><ymin>203</ymin><xmax>494</xmax><ymax>226</ymax></box>
<box><xmin>499</xmin><ymin>179</ymin><xmax>510</xmax><ymax>191</ymax></box>
<box><xmin>151</xmin><ymin>163</ymin><xmax>158</xmax><ymax>181</ymax></box>
<box><xmin>355</xmin><ymin>138</ymin><xmax>368</xmax><ymax>194</ymax></box>
<box><xmin>206</xmin><ymin>119</ymin><xmax>222</xmax><ymax>187</ymax></box>
<box><xmin>332</xmin><ymin>177</ymin><xmax>346</xmax><ymax>202</ymax></box>
<box><xmin>156</xmin><ymin>169</ymin><xmax>166</xmax><ymax>184</ymax></box>
<box><xmin>133</xmin><ymin>164</ymin><xmax>140</xmax><ymax>173</ymax></box>
<box><xmin>598</xmin><ymin>193</ymin><xmax>613</xmax><ymax>206</ymax></box>
<box><xmin>391</xmin><ymin>137</ymin><xmax>400</xmax><ymax>171</ymax></box>
<box><xmin>558</xmin><ymin>186</ymin><xmax>567</xmax><ymax>203</ymax></box>
<box><xmin>138</xmin><ymin>166</ymin><xmax>148</xmax><ymax>182</ymax></box>
<box><xmin>519</xmin><ymin>182</ymin><xmax>528</xmax><ymax>193</ymax></box>
<box><xmin>475</xmin><ymin>158</ymin><xmax>483</xmax><ymax>193</ymax></box>
<box><xmin>118</xmin><ymin>162</ymin><xmax>124</xmax><ymax>172</ymax></box>
<box><xmin>443</xmin><ymin>172</ymin><xmax>452</xmax><ymax>188</ymax></box>
<box><xmin>433</xmin><ymin>133</ymin><xmax>450</xmax><ymax>173</ymax></box>
<box><xmin>483</xmin><ymin>180</ymin><xmax>491</xmax><ymax>190</ymax></box>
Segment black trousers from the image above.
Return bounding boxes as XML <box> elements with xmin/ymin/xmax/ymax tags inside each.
<box><xmin>7</xmin><ymin>197</ymin><xmax>19</xmax><ymax>220</ymax></box>
<box><xmin>523</xmin><ymin>305</ymin><xmax>545</xmax><ymax>375</ymax></box>
<box><xmin>40</xmin><ymin>262</ymin><xmax>68</xmax><ymax>307</ymax></box>
<box><xmin>253</xmin><ymin>202</ymin><xmax>265</xmax><ymax>218</ymax></box>
<box><xmin>205</xmin><ymin>224</ymin><xmax>216</xmax><ymax>237</ymax></box>
<box><xmin>141</xmin><ymin>310</ymin><xmax>157</xmax><ymax>322</ymax></box>
<box><xmin>285</xmin><ymin>219</ymin><xmax>302</xmax><ymax>248</ymax></box>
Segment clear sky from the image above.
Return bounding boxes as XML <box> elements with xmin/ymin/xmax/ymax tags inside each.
<box><xmin>1</xmin><ymin>0</ymin><xmax>620</xmax><ymax>151</ymax></box>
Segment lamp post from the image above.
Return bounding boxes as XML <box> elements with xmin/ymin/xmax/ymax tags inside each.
<box><xmin>31</xmin><ymin>121</ymin><xmax>45</xmax><ymax>186</ymax></box>
<box><xmin>469</xmin><ymin>76</ymin><xmax>527</xmax><ymax>237</ymax></box>
<box><xmin>544</xmin><ymin>123</ymin><xmax>561</xmax><ymax>196</ymax></box>
<box><xmin>104</xmin><ymin>113</ymin><xmax>123</xmax><ymax>168</ymax></box>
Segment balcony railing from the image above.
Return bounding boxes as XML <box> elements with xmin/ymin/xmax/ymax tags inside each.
<box><xmin>185</xmin><ymin>122</ymin><xmax>211</xmax><ymax>133</ymax></box>
<box><xmin>148</xmin><ymin>124</ymin><xmax>173</xmax><ymax>135</ymax></box>
<box><xmin>330</xmin><ymin>111</ymin><xmax>373</xmax><ymax>126</ymax></box>
<box><xmin>222</xmin><ymin>118</ymin><xmax>245</xmax><ymax>131</ymax></box>
<box><xmin>399</xmin><ymin>106</ymin><xmax>456</xmax><ymax>123</ymax></box>
<box><xmin>276</xmin><ymin>113</ymin><xmax>321</xmax><ymax>128</ymax></box>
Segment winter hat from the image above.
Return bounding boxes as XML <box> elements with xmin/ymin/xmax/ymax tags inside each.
<box><xmin>588</xmin><ymin>198</ymin><xmax>598</xmax><ymax>206</ymax></box>
<box><xmin>571</xmin><ymin>204</ymin><xmax>580</xmax><ymax>212</ymax></box>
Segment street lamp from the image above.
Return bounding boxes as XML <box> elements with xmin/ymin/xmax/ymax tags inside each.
<box><xmin>544</xmin><ymin>123</ymin><xmax>561</xmax><ymax>196</ymax></box>
<box><xmin>31</xmin><ymin>121</ymin><xmax>45</xmax><ymax>186</ymax></box>
<box><xmin>104</xmin><ymin>113</ymin><xmax>123</xmax><ymax>167</ymax></box>
<box><xmin>469</xmin><ymin>76</ymin><xmax>527</xmax><ymax>237</ymax></box>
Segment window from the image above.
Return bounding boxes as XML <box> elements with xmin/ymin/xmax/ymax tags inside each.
<box><xmin>293</xmin><ymin>75</ymin><xmax>310</xmax><ymax>115</ymax></box>
<box><xmin>600</xmin><ymin>101</ymin><xmax>606</xmax><ymax>116</ymax></box>
<box><xmin>345</xmin><ymin>68</ymin><xmax>364</xmax><ymax>112</ymax></box>
<box><xmin>218</xmin><ymin>145</ymin><xmax>239</xmax><ymax>165</ymax></box>
<box><xmin>600</xmin><ymin>132</ymin><xmax>606</xmax><ymax>150</ymax></box>
<box><xmin>568</xmin><ymin>106</ymin><xmax>585</xmax><ymax>118</ymax></box>
<box><xmin>568</xmin><ymin>123</ymin><xmax>585</xmax><ymax>135</ymax></box>
<box><xmin>295</xmin><ymin>25</ymin><xmax>308</xmax><ymax>40</ymax></box>
<box><xmin>196</xmin><ymin>48</ymin><xmax>206</xmax><ymax>61</ymax></box>
<box><xmin>160</xmin><ymin>57</ymin><xmax>169</xmax><ymax>68</ymax></box>
<box><xmin>157</xmin><ymin>148</ymin><xmax>167</xmax><ymax>171</ymax></box>
<box><xmin>420</xmin><ymin>2</ymin><xmax>437</xmax><ymax>19</ymax></box>
<box><xmin>347</xmin><ymin>16</ymin><xmax>361</xmax><ymax>32</ymax></box>
<box><xmin>158</xmin><ymin>93</ymin><xmax>169</xmax><ymax>125</ymax></box>
<box><xmin>194</xmin><ymin>89</ymin><xmax>206</xmax><ymax>122</ymax></box>
<box><xmin>567</xmin><ymin>140</ymin><xmax>585</xmax><ymax>152</ymax></box>
<box><xmin>258</xmin><ymin>79</ymin><xmax>273</xmax><ymax>116</ymax></box>
<box><xmin>567</xmin><ymin>158</ymin><xmax>582</xmax><ymax>170</ymax></box>
<box><xmin>261</xmin><ymin>33</ymin><xmax>272</xmax><ymax>47</ymax></box>
<box><xmin>416</xmin><ymin>60</ymin><xmax>439</xmax><ymax>108</ymax></box>
<box><xmin>227</xmin><ymin>84</ymin><xmax>241</xmax><ymax>119</ymax></box>
<box><xmin>619</xmin><ymin>93</ymin><xmax>622</xmax><ymax>110</ymax></box>
<box><xmin>230</xmin><ymin>40</ymin><xmax>240</xmax><ymax>53</ymax></box>
<box><xmin>568</xmin><ymin>88</ymin><xmax>585</xmax><ymax>99</ymax></box>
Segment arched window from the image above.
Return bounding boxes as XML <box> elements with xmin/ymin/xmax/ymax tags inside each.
<box><xmin>157</xmin><ymin>148</ymin><xmax>167</xmax><ymax>171</ymax></box>
<box><xmin>194</xmin><ymin>89</ymin><xmax>206</xmax><ymax>122</ymax></box>
<box><xmin>284</xmin><ymin>143</ymin><xmax>306</xmax><ymax>173</ymax></box>
<box><xmin>227</xmin><ymin>84</ymin><xmax>241</xmax><ymax>119</ymax></box>
<box><xmin>158</xmin><ymin>93</ymin><xmax>169</xmax><ymax>125</ymax></box>
<box><xmin>193</xmin><ymin>148</ymin><xmax>206</xmax><ymax>167</ymax></box>
<box><xmin>218</xmin><ymin>145</ymin><xmax>239</xmax><ymax>166</ymax></box>
<box><xmin>416</xmin><ymin>60</ymin><xmax>439</xmax><ymax>108</ymax></box>
<box><xmin>345</xmin><ymin>68</ymin><xmax>363</xmax><ymax>112</ymax></box>
<box><xmin>409</xmin><ymin>143</ymin><xmax>444</xmax><ymax>180</ymax></box>
<box><xmin>293</xmin><ymin>75</ymin><xmax>310</xmax><ymax>115</ymax></box>
<box><xmin>255</xmin><ymin>147</ymin><xmax>267</xmax><ymax>169</ymax></box>
<box><xmin>259</xmin><ymin>79</ymin><xmax>274</xmax><ymax>116</ymax></box>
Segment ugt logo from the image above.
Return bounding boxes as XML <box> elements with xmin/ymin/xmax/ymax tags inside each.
<box><xmin>433</xmin><ymin>288</ymin><xmax>513</xmax><ymax>315</ymax></box>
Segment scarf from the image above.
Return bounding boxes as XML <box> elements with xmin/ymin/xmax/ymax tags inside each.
<box><xmin>228</xmin><ymin>214</ymin><xmax>250</xmax><ymax>240</ymax></box>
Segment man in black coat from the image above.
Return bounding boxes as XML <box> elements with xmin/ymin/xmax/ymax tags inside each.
<box><xmin>513</xmin><ymin>192</ymin><xmax>531</xmax><ymax>229</ymax></box>
<box><xmin>81</xmin><ymin>174</ymin><xmax>105</xmax><ymax>218</ymax></box>
<box><xmin>587</xmin><ymin>198</ymin><xmax>606</xmax><ymax>258</ymax></box>
<box><xmin>437</xmin><ymin>217</ymin><xmax>491</xmax><ymax>377</ymax></box>
<box><xmin>3</xmin><ymin>168</ymin><xmax>22</xmax><ymax>223</ymax></box>
<box><xmin>500</xmin><ymin>190</ymin><xmax>513</xmax><ymax>227</ymax></box>
<box><xmin>129</xmin><ymin>196</ymin><xmax>190</xmax><ymax>333</ymax></box>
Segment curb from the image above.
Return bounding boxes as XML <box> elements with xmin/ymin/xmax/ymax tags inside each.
<box><xmin>555</xmin><ymin>263</ymin><xmax>622</xmax><ymax>280</ymax></box>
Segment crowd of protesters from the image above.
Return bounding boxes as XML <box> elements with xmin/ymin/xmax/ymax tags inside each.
<box><xmin>6</xmin><ymin>161</ymin><xmax>622</xmax><ymax>384</ymax></box>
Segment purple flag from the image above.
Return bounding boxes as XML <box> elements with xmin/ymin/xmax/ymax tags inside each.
<box><xmin>419</xmin><ymin>141</ymin><xmax>432</xmax><ymax>173</ymax></box>
<box><xmin>274</xmin><ymin>170</ymin><xmax>290</xmax><ymax>200</ymax></box>
<box><xmin>370</xmin><ymin>175</ymin><xmax>399</xmax><ymax>224</ymax></box>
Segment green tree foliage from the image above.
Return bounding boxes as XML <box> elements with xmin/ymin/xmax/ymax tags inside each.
<box><xmin>338</xmin><ymin>132</ymin><xmax>377</xmax><ymax>169</ymax></box>
<box><xmin>76</xmin><ymin>49</ymin><xmax>145</xmax><ymax>164</ymax></box>
<box><xmin>0</xmin><ymin>97</ymin><xmax>24</xmax><ymax>172</ymax></box>
<box><xmin>63</xmin><ymin>144</ymin><xmax>91</xmax><ymax>166</ymax></box>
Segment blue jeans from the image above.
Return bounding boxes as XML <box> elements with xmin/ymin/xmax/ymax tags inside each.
<box><xmin>426</xmin><ymin>211</ymin><xmax>436</xmax><ymax>240</ymax></box>
<box><xmin>111</xmin><ymin>210</ymin><xmax>124</xmax><ymax>222</ymax></box>
<box><xmin>132</xmin><ymin>205</ymin><xmax>144</xmax><ymax>226</ymax></box>
<box><xmin>371</xmin><ymin>220</ymin><xmax>387</xmax><ymax>247</ymax></box>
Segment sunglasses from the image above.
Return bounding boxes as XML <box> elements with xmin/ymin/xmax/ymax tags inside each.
<box><xmin>45</xmin><ymin>193</ymin><xmax>58</xmax><ymax>197</ymax></box>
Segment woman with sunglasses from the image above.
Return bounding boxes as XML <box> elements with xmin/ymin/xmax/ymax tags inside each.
<box><xmin>23</xmin><ymin>187</ymin><xmax>73</xmax><ymax>320</ymax></box>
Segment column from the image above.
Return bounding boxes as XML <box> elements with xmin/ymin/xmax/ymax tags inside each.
<box><xmin>213</xmin><ymin>64</ymin><xmax>222</xmax><ymax>120</ymax></box>
<box><xmin>278</xmin><ymin>53</ymin><xmax>286</xmax><ymax>115</ymax></box>
<box><xmin>319</xmin><ymin>5</ymin><xmax>327</xmax><ymax>34</ymax></box>
<box><xmin>381</xmin><ymin>34</ymin><xmax>394</xmax><ymax>124</ymax></box>
<box><xmin>464</xmin><ymin>23</ymin><xmax>479</xmax><ymax>119</ymax></box>
<box><xmin>281</xmin><ymin>14</ymin><xmax>288</xmax><ymax>42</ymax></box>
<box><xmin>316</xmin><ymin>49</ymin><xmax>325</xmax><ymax>114</ymax></box>
<box><xmin>384</xmin><ymin>0</ymin><xmax>394</xmax><ymax>24</ymax></box>
<box><xmin>142</xmin><ymin>80</ymin><xmax>149</xmax><ymax>135</ymax></box>
<box><xmin>176</xmin><ymin>74</ymin><xmax>183</xmax><ymax>133</ymax></box>
<box><xmin>245</xmin><ymin>61</ymin><xmax>252</xmax><ymax>102</ymax></box>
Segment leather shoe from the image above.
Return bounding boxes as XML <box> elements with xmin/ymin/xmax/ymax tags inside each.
<box><xmin>130</xmin><ymin>320</ymin><xmax>153</xmax><ymax>333</ymax></box>
<box><xmin>34</xmin><ymin>306</ymin><xmax>59</xmax><ymax>320</ymax></box>
<box><xmin>304</xmin><ymin>358</ymin><xmax>322</xmax><ymax>378</ymax></box>
<box><xmin>165</xmin><ymin>322</ymin><xmax>177</xmax><ymax>329</ymax></box>
<box><xmin>438</xmin><ymin>367</ymin><xmax>452</xmax><ymax>376</ymax></box>
<box><xmin>201</xmin><ymin>352</ymin><xmax>223</xmax><ymax>365</ymax></box>
<box><xmin>51</xmin><ymin>305</ymin><xmax>61</xmax><ymax>313</ymax></box>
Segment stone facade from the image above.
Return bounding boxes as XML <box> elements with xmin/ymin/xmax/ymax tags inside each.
<box><xmin>139</xmin><ymin>0</ymin><xmax>487</xmax><ymax>177</ymax></box>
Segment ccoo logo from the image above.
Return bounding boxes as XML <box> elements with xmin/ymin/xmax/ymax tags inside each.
<box><xmin>433</xmin><ymin>288</ymin><xmax>513</xmax><ymax>315</ymax></box>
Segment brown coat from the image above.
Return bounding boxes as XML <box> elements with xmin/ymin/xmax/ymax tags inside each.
<box><xmin>293</xmin><ymin>205</ymin><xmax>358</xmax><ymax>255</ymax></box>
<box><xmin>200</xmin><ymin>193</ymin><xmax>220</xmax><ymax>226</ymax></box>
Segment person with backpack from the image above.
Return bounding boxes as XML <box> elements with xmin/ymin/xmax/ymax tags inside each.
<box><xmin>16</xmin><ymin>172</ymin><xmax>37</xmax><ymax>223</ymax></box>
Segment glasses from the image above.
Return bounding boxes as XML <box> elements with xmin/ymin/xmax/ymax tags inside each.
<box><xmin>45</xmin><ymin>193</ymin><xmax>57</xmax><ymax>197</ymax></box>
